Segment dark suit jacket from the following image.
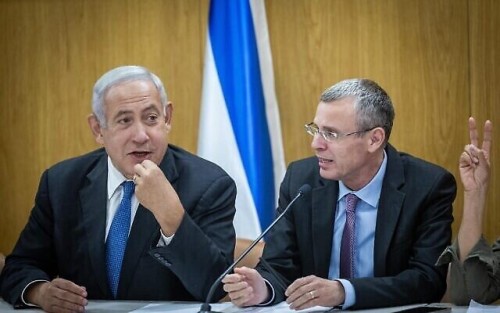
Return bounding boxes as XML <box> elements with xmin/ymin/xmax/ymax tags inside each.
<box><xmin>0</xmin><ymin>145</ymin><xmax>236</xmax><ymax>306</ymax></box>
<box><xmin>258</xmin><ymin>144</ymin><xmax>456</xmax><ymax>309</ymax></box>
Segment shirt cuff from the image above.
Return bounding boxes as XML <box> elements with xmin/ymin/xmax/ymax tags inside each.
<box><xmin>436</xmin><ymin>239</ymin><xmax>459</xmax><ymax>266</ymax></box>
<box><xmin>336</xmin><ymin>279</ymin><xmax>356</xmax><ymax>309</ymax></box>
<box><xmin>463</xmin><ymin>236</ymin><xmax>499</xmax><ymax>275</ymax></box>
<box><xmin>436</xmin><ymin>236</ymin><xmax>496</xmax><ymax>273</ymax></box>
<box><xmin>157</xmin><ymin>229</ymin><xmax>175</xmax><ymax>246</ymax></box>
<box><xmin>257</xmin><ymin>278</ymin><xmax>275</xmax><ymax>306</ymax></box>
<box><xmin>21</xmin><ymin>279</ymin><xmax>49</xmax><ymax>307</ymax></box>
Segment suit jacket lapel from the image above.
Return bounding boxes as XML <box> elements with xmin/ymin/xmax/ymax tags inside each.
<box><xmin>118</xmin><ymin>206</ymin><xmax>160</xmax><ymax>297</ymax></box>
<box><xmin>374</xmin><ymin>145</ymin><xmax>405</xmax><ymax>276</ymax></box>
<box><xmin>312</xmin><ymin>180</ymin><xmax>338</xmax><ymax>278</ymax></box>
<box><xmin>80</xmin><ymin>155</ymin><xmax>109</xmax><ymax>297</ymax></box>
<box><xmin>118</xmin><ymin>147</ymin><xmax>180</xmax><ymax>297</ymax></box>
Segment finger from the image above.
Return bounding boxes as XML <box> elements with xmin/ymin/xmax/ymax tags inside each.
<box><xmin>286</xmin><ymin>287</ymin><xmax>308</xmax><ymax>304</ymax></box>
<box><xmin>231</xmin><ymin>292</ymin><xmax>253</xmax><ymax>307</ymax></box>
<box><xmin>134</xmin><ymin>163</ymin><xmax>147</xmax><ymax>177</ymax></box>
<box><xmin>228</xmin><ymin>285</ymin><xmax>254</xmax><ymax>307</ymax></box>
<box><xmin>227</xmin><ymin>283</ymin><xmax>251</xmax><ymax>300</ymax></box>
<box><xmin>223</xmin><ymin>280</ymin><xmax>248</xmax><ymax>293</ymax></box>
<box><xmin>459</xmin><ymin>150</ymin><xmax>474</xmax><ymax>168</ymax></box>
<box><xmin>52</xmin><ymin>289</ymin><xmax>88</xmax><ymax>309</ymax></box>
<box><xmin>464</xmin><ymin>144</ymin><xmax>475</xmax><ymax>153</ymax></box>
<box><xmin>477</xmin><ymin>149</ymin><xmax>489</xmax><ymax>168</ymax></box>
<box><xmin>286</xmin><ymin>282</ymin><xmax>314</xmax><ymax>304</ymax></box>
<box><xmin>141</xmin><ymin>159</ymin><xmax>158</xmax><ymax>169</ymax></box>
<box><xmin>222</xmin><ymin>273</ymin><xmax>244</xmax><ymax>284</ymax></box>
<box><xmin>294</xmin><ymin>294</ymin><xmax>318</xmax><ymax>310</ymax></box>
<box><xmin>468</xmin><ymin>117</ymin><xmax>479</xmax><ymax>147</ymax></box>
<box><xmin>132</xmin><ymin>174</ymin><xmax>139</xmax><ymax>185</ymax></box>
<box><xmin>233</xmin><ymin>266</ymin><xmax>258</xmax><ymax>278</ymax></box>
<box><xmin>231</xmin><ymin>296</ymin><xmax>248</xmax><ymax>307</ymax></box>
<box><xmin>288</xmin><ymin>288</ymin><xmax>315</xmax><ymax>310</ymax></box>
<box><xmin>285</xmin><ymin>275</ymin><xmax>313</xmax><ymax>297</ymax></box>
<box><xmin>481</xmin><ymin>120</ymin><xmax>493</xmax><ymax>157</ymax></box>
<box><xmin>52</xmin><ymin>278</ymin><xmax>87</xmax><ymax>297</ymax></box>
<box><xmin>466</xmin><ymin>144</ymin><xmax>481</xmax><ymax>165</ymax></box>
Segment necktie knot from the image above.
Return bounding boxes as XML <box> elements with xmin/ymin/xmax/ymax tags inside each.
<box><xmin>122</xmin><ymin>180</ymin><xmax>135</xmax><ymax>199</ymax></box>
<box><xmin>345</xmin><ymin>193</ymin><xmax>359</xmax><ymax>213</ymax></box>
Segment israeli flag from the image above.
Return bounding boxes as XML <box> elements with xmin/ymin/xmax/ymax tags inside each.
<box><xmin>197</xmin><ymin>0</ymin><xmax>286</xmax><ymax>240</ymax></box>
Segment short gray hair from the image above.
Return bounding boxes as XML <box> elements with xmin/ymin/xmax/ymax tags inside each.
<box><xmin>320</xmin><ymin>78</ymin><xmax>395</xmax><ymax>142</ymax></box>
<box><xmin>92</xmin><ymin>65</ymin><xmax>168</xmax><ymax>127</ymax></box>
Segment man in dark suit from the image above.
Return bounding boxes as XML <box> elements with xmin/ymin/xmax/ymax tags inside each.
<box><xmin>222</xmin><ymin>78</ymin><xmax>456</xmax><ymax>310</ymax></box>
<box><xmin>0</xmin><ymin>66</ymin><xmax>236</xmax><ymax>312</ymax></box>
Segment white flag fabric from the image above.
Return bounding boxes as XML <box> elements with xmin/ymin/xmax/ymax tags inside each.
<box><xmin>197</xmin><ymin>0</ymin><xmax>286</xmax><ymax>240</ymax></box>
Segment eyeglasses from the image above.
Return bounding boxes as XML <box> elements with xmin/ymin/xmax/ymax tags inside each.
<box><xmin>304</xmin><ymin>122</ymin><xmax>375</xmax><ymax>142</ymax></box>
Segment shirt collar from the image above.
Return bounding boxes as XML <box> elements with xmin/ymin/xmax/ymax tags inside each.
<box><xmin>107</xmin><ymin>157</ymin><xmax>129</xmax><ymax>200</ymax></box>
<box><xmin>338</xmin><ymin>149</ymin><xmax>388</xmax><ymax>208</ymax></box>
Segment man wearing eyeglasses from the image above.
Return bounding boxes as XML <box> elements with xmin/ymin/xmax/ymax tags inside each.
<box><xmin>222</xmin><ymin>78</ymin><xmax>456</xmax><ymax>310</ymax></box>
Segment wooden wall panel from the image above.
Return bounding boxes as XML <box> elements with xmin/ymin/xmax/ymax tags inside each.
<box><xmin>266</xmin><ymin>0</ymin><xmax>469</xmax><ymax>167</ymax></box>
<box><xmin>0</xmin><ymin>0</ymin><xmax>498</xmax><ymax>255</ymax></box>
<box><xmin>468</xmin><ymin>0</ymin><xmax>500</xmax><ymax>243</ymax></box>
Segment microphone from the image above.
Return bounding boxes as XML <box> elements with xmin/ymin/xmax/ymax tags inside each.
<box><xmin>198</xmin><ymin>184</ymin><xmax>312</xmax><ymax>313</ymax></box>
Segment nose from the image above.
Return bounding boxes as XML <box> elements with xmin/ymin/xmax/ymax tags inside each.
<box><xmin>132</xmin><ymin>122</ymin><xmax>150</xmax><ymax>144</ymax></box>
<box><xmin>311</xmin><ymin>132</ymin><xmax>327</xmax><ymax>150</ymax></box>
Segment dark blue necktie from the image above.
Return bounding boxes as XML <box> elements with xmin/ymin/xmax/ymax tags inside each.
<box><xmin>106</xmin><ymin>181</ymin><xmax>134</xmax><ymax>298</ymax></box>
<box><xmin>340</xmin><ymin>193</ymin><xmax>358</xmax><ymax>279</ymax></box>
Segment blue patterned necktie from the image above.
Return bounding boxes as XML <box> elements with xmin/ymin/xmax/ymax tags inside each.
<box><xmin>340</xmin><ymin>193</ymin><xmax>359</xmax><ymax>279</ymax></box>
<box><xmin>106</xmin><ymin>180</ymin><xmax>135</xmax><ymax>298</ymax></box>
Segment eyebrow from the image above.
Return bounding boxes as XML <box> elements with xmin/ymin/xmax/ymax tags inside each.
<box><xmin>112</xmin><ymin>104</ymin><xmax>161</xmax><ymax>119</ymax></box>
<box><xmin>140</xmin><ymin>104</ymin><xmax>161</xmax><ymax>115</ymax></box>
<box><xmin>112</xmin><ymin>110</ymin><xmax>133</xmax><ymax>120</ymax></box>
<box><xmin>314</xmin><ymin>123</ymin><xmax>338</xmax><ymax>132</ymax></box>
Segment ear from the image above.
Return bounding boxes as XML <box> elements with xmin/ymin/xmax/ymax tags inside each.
<box><xmin>88</xmin><ymin>114</ymin><xmax>104</xmax><ymax>145</ymax></box>
<box><xmin>367</xmin><ymin>127</ymin><xmax>386</xmax><ymax>152</ymax></box>
<box><xmin>164</xmin><ymin>101</ymin><xmax>173</xmax><ymax>133</ymax></box>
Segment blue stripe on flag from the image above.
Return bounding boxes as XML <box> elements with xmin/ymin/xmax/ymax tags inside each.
<box><xmin>208</xmin><ymin>0</ymin><xmax>275</xmax><ymax>230</ymax></box>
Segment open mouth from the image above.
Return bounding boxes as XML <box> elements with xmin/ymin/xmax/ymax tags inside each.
<box><xmin>129</xmin><ymin>151</ymin><xmax>152</xmax><ymax>159</ymax></box>
<box><xmin>318</xmin><ymin>157</ymin><xmax>333</xmax><ymax>163</ymax></box>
